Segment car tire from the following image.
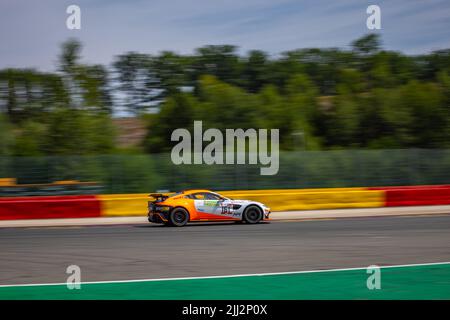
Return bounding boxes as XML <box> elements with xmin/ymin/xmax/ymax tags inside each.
<box><xmin>168</xmin><ymin>207</ymin><xmax>189</xmax><ymax>227</ymax></box>
<box><xmin>243</xmin><ymin>206</ymin><xmax>263</xmax><ymax>224</ymax></box>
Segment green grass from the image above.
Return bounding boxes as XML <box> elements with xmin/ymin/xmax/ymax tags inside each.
<box><xmin>1</xmin><ymin>263</ymin><xmax>449</xmax><ymax>300</ymax></box>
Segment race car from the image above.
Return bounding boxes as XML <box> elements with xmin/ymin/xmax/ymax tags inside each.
<box><xmin>147</xmin><ymin>189</ymin><xmax>271</xmax><ymax>227</ymax></box>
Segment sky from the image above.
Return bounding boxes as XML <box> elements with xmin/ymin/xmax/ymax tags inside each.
<box><xmin>1</xmin><ymin>0</ymin><xmax>450</xmax><ymax>72</ymax></box>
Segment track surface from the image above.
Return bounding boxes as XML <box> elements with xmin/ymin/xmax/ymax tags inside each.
<box><xmin>1</xmin><ymin>215</ymin><xmax>450</xmax><ymax>285</ymax></box>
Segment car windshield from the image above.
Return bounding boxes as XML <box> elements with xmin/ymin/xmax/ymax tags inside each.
<box><xmin>211</xmin><ymin>192</ymin><xmax>231</xmax><ymax>200</ymax></box>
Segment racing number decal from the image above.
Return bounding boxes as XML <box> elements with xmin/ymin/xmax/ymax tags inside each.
<box><xmin>221</xmin><ymin>202</ymin><xmax>233</xmax><ymax>214</ymax></box>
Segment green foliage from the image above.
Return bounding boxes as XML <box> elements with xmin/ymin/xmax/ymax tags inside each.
<box><xmin>0</xmin><ymin>115</ymin><xmax>14</xmax><ymax>156</ymax></box>
<box><xmin>243</xmin><ymin>50</ymin><xmax>269</xmax><ymax>93</ymax></box>
<box><xmin>59</xmin><ymin>39</ymin><xmax>112</xmax><ymax>113</ymax></box>
<box><xmin>45</xmin><ymin>108</ymin><xmax>116</xmax><ymax>155</ymax></box>
<box><xmin>145</xmin><ymin>93</ymin><xmax>197</xmax><ymax>153</ymax></box>
<box><xmin>0</xmin><ymin>39</ymin><xmax>116</xmax><ymax>157</ymax></box>
<box><xmin>1</xmin><ymin>34</ymin><xmax>450</xmax><ymax>158</ymax></box>
<box><xmin>13</xmin><ymin>120</ymin><xmax>47</xmax><ymax>156</ymax></box>
<box><xmin>196</xmin><ymin>75</ymin><xmax>258</xmax><ymax>129</ymax></box>
<box><xmin>193</xmin><ymin>45</ymin><xmax>242</xmax><ymax>86</ymax></box>
<box><xmin>382</xmin><ymin>81</ymin><xmax>447</xmax><ymax>148</ymax></box>
<box><xmin>0</xmin><ymin>69</ymin><xmax>69</xmax><ymax>123</ymax></box>
<box><xmin>352</xmin><ymin>34</ymin><xmax>381</xmax><ymax>55</ymax></box>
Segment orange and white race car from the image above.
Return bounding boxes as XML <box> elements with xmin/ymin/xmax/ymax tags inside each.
<box><xmin>147</xmin><ymin>189</ymin><xmax>271</xmax><ymax>226</ymax></box>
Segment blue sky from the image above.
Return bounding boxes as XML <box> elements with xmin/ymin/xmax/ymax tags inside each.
<box><xmin>1</xmin><ymin>0</ymin><xmax>449</xmax><ymax>71</ymax></box>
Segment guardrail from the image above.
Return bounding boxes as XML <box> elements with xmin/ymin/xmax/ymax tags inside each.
<box><xmin>369</xmin><ymin>185</ymin><xmax>450</xmax><ymax>206</ymax></box>
<box><xmin>1</xmin><ymin>185</ymin><xmax>450</xmax><ymax>220</ymax></box>
<box><xmin>0</xmin><ymin>195</ymin><xmax>101</xmax><ymax>220</ymax></box>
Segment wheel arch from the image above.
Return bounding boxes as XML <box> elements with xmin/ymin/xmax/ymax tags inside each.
<box><xmin>171</xmin><ymin>206</ymin><xmax>192</xmax><ymax>221</ymax></box>
<box><xmin>242</xmin><ymin>203</ymin><xmax>264</xmax><ymax>220</ymax></box>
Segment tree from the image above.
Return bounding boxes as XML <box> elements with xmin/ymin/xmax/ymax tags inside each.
<box><xmin>12</xmin><ymin>120</ymin><xmax>47</xmax><ymax>156</ymax></box>
<box><xmin>351</xmin><ymin>34</ymin><xmax>381</xmax><ymax>56</ymax></box>
<box><xmin>144</xmin><ymin>93</ymin><xmax>197</xmax><ymax>153</ymax></box>
<box><xmin>380</xmin><ymin>81</ymin><xmax>447</xmax><ymax>148</ymax></box>
<box><xmin>195</xmin><ymin>75</ymin><xmax>258</xmax><ymax>130</ymax></box>
<box><xmin>0</xmin><ymin>115</ymin><xmax>14</xmax><ymax>156</ymax></box>
<box><xmin>45</xmin><ymin>108</ymin><xmax>115</xmax><ymax>155</ymax></box>
<box><xmin>0</xmin><ymin>69</ymin><xmax>68</xmax><ymax>123</ymax></box>
<box><xmin>59</xmin><ymin>39</ymin><xmax>82</xmax><ymax>75</ymax></box>
<box><xmin>113</xmin><ymin>52</ymin><xmax>157</xmax><ymax>115</ymax></box>
<box><xmin>418</xmin><ymin>49</ymin><xmax>450</xmax><ymax>81</ymax></box>
<box><xmin>192</xmin><ymin>45</ymin><xmax>242</xmax><ymax>86</ymax></box>
<box><xmin>242</xmin><ymin>50</ymin><xmax>269</xmax><ymax>93</ymax></box>
<box><xmin>330</xmin><ymin>93</ymin><xmax>361</xmax><ymax>147</ymax></box>
<box><xmin>337</xmin><ymin>68</ymin><xmax>365</xmax><ymax>93</ymax></box>
<box><xmin>79</xmin><ymin>64</ymin><xmax>112</xmax><ymax>113</ymax></box>
<box><xmin>153</xmin><ymin>51</ymin><xmax>191</xmax><ymax>96</ymax></box>
<box><xmin>358</xmin><ymin>89</ymin><xmax>391</xmax><ymax>148</ymax></box>
<box><xmin>2</xmin><ymin>34</ymin><xmax>450</xmax><ymax>157</ymax></box>
<box><xmin>59</xmin><ymin>39</ymin><xmax>112</xmax><ymax>113</ymax></box>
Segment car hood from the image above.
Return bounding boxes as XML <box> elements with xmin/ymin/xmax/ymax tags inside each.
<box><xmin>229</xmin><ymin>199</ymin><xmax>267</xmax><ymax>207</ymax></box>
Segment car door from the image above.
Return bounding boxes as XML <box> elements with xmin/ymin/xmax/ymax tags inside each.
<box><xmin>192</xmin><ymin>192</ymin><xmax>231</xmax><ymax>220</ymax></box>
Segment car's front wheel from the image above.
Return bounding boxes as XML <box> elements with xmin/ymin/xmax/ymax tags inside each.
<box><xmin>243</xmin><ymin>206</ymin><xmax>263</xmax><ymax>224</ymax></box>
<box><xmin>168</xmin><ymin>207</ymin><xmax>189</xmax><ymax>227</ymax></box>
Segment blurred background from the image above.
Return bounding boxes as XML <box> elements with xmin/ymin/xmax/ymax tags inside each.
<box><xmin>1</xmin><ymin>1</ymin><xmax>450</xmax><ymax>196</ymax></box>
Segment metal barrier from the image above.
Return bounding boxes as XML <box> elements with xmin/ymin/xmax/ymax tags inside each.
<box><xmin>0</xmin><ymin>149</ymin><xmax>449</xmax><ymax>195</ymax></box>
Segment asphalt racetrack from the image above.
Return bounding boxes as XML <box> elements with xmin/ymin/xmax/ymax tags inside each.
<box><xmin>1</xmin><ymin>214</ymin><xmax>450</xmax><ymax>286</ymax></box>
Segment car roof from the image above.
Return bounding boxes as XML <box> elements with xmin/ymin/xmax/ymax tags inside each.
<box><xmin>181</xmin><ymin>189</ymin><xmax>213</xmax><ymax>195</ymax></box>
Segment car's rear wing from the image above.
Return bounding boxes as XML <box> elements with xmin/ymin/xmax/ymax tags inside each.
<box><xmin>148</xmin><ymin>193</ymin><xmax>170</xmax><ymax>203</ymax></box>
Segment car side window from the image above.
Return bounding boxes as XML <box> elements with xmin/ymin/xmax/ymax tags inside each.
<box><xmin>189</xmin><ymin>192</ymin><xmax>221</xmax><ymax>200</ymax></box>
<box><xmin>190</xmin><ymin>193</ymin><xmax>206</xmax><ymax>200</ymax></box>
<box><xmin>203</xmin><ymin>193</ymin><xmax>222</xmax><ymax>200</ymax></box>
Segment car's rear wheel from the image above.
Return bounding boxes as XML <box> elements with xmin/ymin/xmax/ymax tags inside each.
<box><xmin>168</xmin><ymin>208</ymin><xmax>189</xmax><ymax>227</ymax></box>
<box><xmin>243</xmin><ymin>206</ymin><xmax>263</xmax><ymax>224</ymax></box>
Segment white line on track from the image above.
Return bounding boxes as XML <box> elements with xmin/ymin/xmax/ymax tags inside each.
<box><xmin>1</xmin><ymin>261</ymin><xmax>449</xmax><ymax>288</ymax></box>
